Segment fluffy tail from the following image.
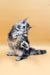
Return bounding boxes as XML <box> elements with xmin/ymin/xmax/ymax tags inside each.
<box><xmin>29</xmin><ymin>47</ymin><xmax>46</xmax><ymax>55</ymax></box>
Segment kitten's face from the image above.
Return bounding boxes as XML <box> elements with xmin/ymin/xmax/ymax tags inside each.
<box><xmin>8</xmin><ymin>18</ymin><xmax>32</xmax><ymax>40</ymax></box>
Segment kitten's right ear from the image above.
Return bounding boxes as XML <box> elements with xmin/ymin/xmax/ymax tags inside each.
<box><xmin>22</xmin><ymin>18</ymin><xmax>28</xmax><ymax>24</ymax></box>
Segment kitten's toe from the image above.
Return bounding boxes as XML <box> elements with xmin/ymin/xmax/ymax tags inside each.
<box><xmin>16</xmin><ymin>56</ymin><xmax>21</xmax><ymax>61</ymax></box>
<box><xmin>7</xmin><ymin>52</ymin><xmax>13</xmax><ymax>56</ymax></box>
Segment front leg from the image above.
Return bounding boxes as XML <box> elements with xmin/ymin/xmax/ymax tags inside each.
<box><xmin>20</xmin><ymin>41</ymin><xmax>29</xmax><ymax>50</ymax></box>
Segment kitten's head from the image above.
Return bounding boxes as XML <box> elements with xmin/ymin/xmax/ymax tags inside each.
<box><xmin>8</xmin><ymin>18</ymin><xmax>33</xmax><ymax>40</ymax></box>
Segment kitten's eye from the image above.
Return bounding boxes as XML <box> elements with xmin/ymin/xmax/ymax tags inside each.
<box><xmin>23</xmin><ymin>26</ymin><xmax>25</xmax><ymax>28</ymax></box>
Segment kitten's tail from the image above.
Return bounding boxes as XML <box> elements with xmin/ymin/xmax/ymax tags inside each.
<box><xmin>29</xmin><ymin>47</ymin><xmax>46</xmax><ymax>55</ymax></box>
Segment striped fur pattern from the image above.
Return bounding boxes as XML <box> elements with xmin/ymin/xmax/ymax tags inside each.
<box><xmin>7</xmin><ymin>18</ymin><xmax>46</xmax><ymax>61</ymax></box>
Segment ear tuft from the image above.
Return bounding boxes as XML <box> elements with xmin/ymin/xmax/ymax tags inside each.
<box><xmin>29</xmin><ymin>25</ymin><xmax>35</xmax><ymax>29</ymax></box>
<box><xmin>22</xmin><ymin>18</ymin><xmax>28</xmax><ymax>24</ymax></box>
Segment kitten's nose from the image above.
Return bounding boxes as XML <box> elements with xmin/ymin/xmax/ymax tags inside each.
<box><xmin>8</xmin><ymin>32</ymin><xmax>13</xmax><ymax>40</ymax></box>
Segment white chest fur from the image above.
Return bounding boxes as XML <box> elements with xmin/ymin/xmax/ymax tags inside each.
<box><xmin>8</xmin><ymin>35</ymin><xmax>22</xmax><ymax>47</ymax></box>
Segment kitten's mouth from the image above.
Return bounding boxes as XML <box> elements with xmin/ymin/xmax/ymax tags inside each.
<box><xmin>23</xmin><ymin>31</ymin><xmax>25</xmax><ymax>34</ymax></box>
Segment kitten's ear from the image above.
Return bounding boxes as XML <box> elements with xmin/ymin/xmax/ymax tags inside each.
<box><xmin>29</xmin><ymin>25</ymin><xmax>35</xmax><ymax>29</ymax></box>
<box><xmin>22</xmin><ymin>18</ymin><xmax>28</xmax><ymax>24</ymax></box>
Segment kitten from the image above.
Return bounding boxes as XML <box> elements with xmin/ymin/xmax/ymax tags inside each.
<box><xmin>7</xmin><ymin>18</ymin><xmax>46</xmax><ymax>61</ymax></box>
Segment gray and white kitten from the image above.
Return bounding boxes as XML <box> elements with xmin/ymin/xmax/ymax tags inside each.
<box><xmin>7</xmin><ymin>18</ymin><xmax>46</xmax><ymax>61</ymax></box>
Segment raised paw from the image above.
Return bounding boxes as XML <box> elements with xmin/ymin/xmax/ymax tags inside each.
<box><xmin>16</xmin><ymin>56</ymin><xmax>22</xmax><ymax>61</ymax></box>
<box><xmin>7</xmin><ymin>52</ymin><xmax>14</xmax><ymax>56</ymax></box>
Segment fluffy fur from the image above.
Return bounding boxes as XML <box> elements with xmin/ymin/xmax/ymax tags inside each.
<box><xmin>7</xmin><ymin>18</ymin><xmax>46</xmax><ymax>61</ymax></box>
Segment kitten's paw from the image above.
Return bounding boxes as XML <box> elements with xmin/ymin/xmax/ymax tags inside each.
<box><xmin>7</xmin><ymin>52</ymin><xmax>14</xmax><ymax>56</ymax></box>
<box><xmin>16</xmin><ymin>56</ymin><xmax>21</xmax><ymax>61</ymax></box>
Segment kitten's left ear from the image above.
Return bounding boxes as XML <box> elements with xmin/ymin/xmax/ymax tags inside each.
<box><xmin>29</xmin><ymin>25</ymin><xmax>35</xmax><ymax>29</ymax></box>
<box><xmin>22</xmin><ymin>18</ymin><xmax>28</xmax><ymax>24</ymax></box>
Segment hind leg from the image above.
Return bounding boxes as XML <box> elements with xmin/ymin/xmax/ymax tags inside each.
<box><xmin>7</xmin><ymin>49</ymin><xmax>15</xmax><ymax>56</ymax></box>
<box><xmin>16</xmin><ymin>54</ymin><xmax>28</xmax><ymax>61</ymax></box>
